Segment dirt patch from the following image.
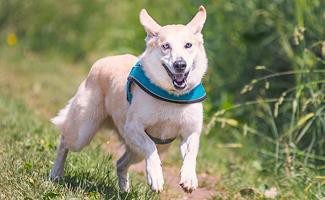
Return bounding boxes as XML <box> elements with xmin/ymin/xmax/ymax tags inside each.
<box><xmin>102</xmin><ymin>132</ymin><xmax>219</xmax><ymax>200</ymax></box>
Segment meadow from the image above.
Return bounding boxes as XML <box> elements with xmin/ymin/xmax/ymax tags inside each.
<box><xmin>0</xmin><ymin>0</ymin><xmax>324</xmax><ymax>199</ymax></box>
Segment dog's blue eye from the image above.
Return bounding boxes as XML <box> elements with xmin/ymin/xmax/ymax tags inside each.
<box><xmin>185</xmin><ymin>43</ymin><xmax>192</xmax><ymax>48</ymax></box>
<box><xmin>161</xmin><ymin>43</ymin><xmax>171</xmax><ymax>50</ymax></box>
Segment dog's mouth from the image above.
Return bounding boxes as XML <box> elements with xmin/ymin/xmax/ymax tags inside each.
<box><xmin>162</xmin><ymin>63</ymin><xmax>189</xmax><ymax>90</ymax></box>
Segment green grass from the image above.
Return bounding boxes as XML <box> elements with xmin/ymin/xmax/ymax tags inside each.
<box><xmin>0</xmin><ymin>95</ymin><xmax>157</xmax><ymax>199</ymax></box>
<box><xmin>166</xmin><ymin>131</ymin><xmax>324</xmax><ymax>199</ymax></box>
<box><xmin>0</xmin><ymin>47</ymin><xmax>158</xmax><ymax>199</ymax></box>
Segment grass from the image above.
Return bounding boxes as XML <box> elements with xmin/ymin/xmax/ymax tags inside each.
<box><xmin>0</xmin><ymin>96</ymin><xmax>155</xmax><ymax>199</ymax></box>
<box><xmin>167</xmin><ymin>131</ymin><xmax>324</xmax><ymax>199</ymax></box>
<box><xmin>0</xmin><ymin>46</ymin><xmax>323</xmax><ymax>199</ymax></box>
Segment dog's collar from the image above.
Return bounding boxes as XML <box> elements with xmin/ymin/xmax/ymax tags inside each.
<box><xmin>126</xmin><ymin>62</ymin><xmax>207</xmax><ymax>104</ymax></box>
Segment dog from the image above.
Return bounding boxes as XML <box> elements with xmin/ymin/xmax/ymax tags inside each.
<box><xmin>49</xmin><ymin>6</ymin><xmax>208</xmax><ymax>193</ymax></box>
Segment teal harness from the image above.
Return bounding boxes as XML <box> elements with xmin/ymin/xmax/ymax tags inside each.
<box><xmin>126</xmin><ymin>61</ymin><xmax>207</xmax><ymax>145</ymax></box>
<box><xmin>127</xmin><ymin>62</ymin><xmax>206</xmax><ymax>104</ymax></box>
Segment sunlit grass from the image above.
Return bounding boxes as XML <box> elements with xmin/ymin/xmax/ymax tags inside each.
<box><xmin>0</xmin><ymin>96</ymin><xmax>156</xmax><ymax>199</ymax></box>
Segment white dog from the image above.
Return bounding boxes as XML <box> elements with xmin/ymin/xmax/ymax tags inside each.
<box><xmin>49</xmin><ymin>6</ymin><xmax>208</xmax><ymax>193</ymax></box>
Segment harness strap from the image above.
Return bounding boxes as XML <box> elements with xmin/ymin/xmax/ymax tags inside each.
<box><xmin>127</xmin><ymin>62</ymin><xmax>206</xmax><ymax>104</ymax></box>
<box><xmin>145</xmin><ymin>131</ymin><xmax>177</xmax><ymax>145</ymax></box>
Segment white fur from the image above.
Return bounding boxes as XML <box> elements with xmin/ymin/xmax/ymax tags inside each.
<box><xmin>49</xmin><ymin>6</ymin><xmax>208</xmax><ymax>193</ymax></box>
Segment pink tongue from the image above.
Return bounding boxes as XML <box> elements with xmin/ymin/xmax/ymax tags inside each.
<box><xmin>175</xmin><ymin>74</ymin><xmax>185</xmax><ymax>82</ymax></box>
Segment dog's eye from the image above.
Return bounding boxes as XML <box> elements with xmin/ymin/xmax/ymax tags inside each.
<box><xmin>161</xmin><ymin>43</ymin><xmax>171</xmax><ymax>50</ymax></box>
<box><xmin>185</xmin><ymin>43</ymin><xmax>192</xmax><ymax>48</ymax></box>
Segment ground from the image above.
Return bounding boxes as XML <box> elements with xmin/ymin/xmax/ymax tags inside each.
<box><xmin>103</xmin><ymin>132</ymin><xmax>219</xmax><ymax>199</ymax></box>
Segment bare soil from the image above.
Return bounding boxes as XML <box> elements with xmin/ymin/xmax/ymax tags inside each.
<box><xmin>102</xmin><ymin>133</ymin><xmax>219</xmax><ymax>200</ymax></box>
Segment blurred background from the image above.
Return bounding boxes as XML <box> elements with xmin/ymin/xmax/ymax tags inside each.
<box><xmin>0</xmin><ymin>0</ymin><xmax>324</xmax><ymax>199</ymax></box>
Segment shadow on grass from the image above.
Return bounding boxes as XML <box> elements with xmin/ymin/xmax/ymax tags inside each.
<box><xmin>55</xmin><ymin>169</ymin><xmax>152</xmax><ymax>199</ymax></box>
<box><xmin>56</xmin><ymin>169</ymin><xmax>131</xmax><ymax>199</ymax></box>
<box><xmin>49</xmin><ymin>151</ymin><xmax>154</xmax><ymax>199</ymax></box>
<box><xmin>63</xmin><ymin>173</ymin><xmax>116</xmax><ymax>196</ymax></box>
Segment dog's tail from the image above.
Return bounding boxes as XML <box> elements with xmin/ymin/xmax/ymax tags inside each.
<box><xmin>51</xmin><ymin>98</ymin><xmax>74</xmax><ymax>132</ymax></box>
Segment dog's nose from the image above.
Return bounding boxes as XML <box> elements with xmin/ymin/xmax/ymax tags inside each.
<box><xmin>173</xmin><ymin>59</ymin><xmax>187</xmax><ymax>72</ymax></box>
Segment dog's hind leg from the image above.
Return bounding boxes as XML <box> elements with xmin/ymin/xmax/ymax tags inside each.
<box><xmin>49</xmin><ymin>136</ymin><xmax>69</xmax><ymax>180</ymax></box>
<box><xmin>116</xmin><ymin>148</ymin><xmax>143</xmax><ymax>192</ymax></box>
<box><xmin>50</xmin><ymin>78</ymin><xmax>107</xmax><ymax>179</ymax></box>
<box><xmin>51</xmin><ymin>78</ymin><xmax>107</xmax><ymax>150</ymax></box>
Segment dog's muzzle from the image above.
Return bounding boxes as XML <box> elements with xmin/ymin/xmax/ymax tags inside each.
<box><xmin>162</xmin><ymin>63</ymin><xmax>189</xmax><ymax>90</ymax></box>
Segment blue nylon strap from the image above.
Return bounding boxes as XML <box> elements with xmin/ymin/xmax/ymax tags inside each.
<box><xmin>126</xmin><ymin>62</ymin><xmax>206</xmax><ymax>104</ymax></box>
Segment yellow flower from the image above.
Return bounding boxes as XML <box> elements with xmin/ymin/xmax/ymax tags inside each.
<box><xmin>7</xmin><ymin>33</ymin><xmax>17</xmax><ymax>46</ymax></box>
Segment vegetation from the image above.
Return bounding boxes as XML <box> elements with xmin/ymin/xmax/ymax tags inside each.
<box><xmin>0</xmin><ymin>0</ymin><xmax>324</xmax><ymax>199</ymax></box>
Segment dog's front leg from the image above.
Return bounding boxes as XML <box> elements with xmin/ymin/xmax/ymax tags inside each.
<box><xmin>179</xmin><ymin>132</ymin><xmax>200</xmax><ymax>193</ymax></box>
<box><xmin>124</xmin><ymin>121</ymin><xmax>164</xmax><ymax>193</ymax></box>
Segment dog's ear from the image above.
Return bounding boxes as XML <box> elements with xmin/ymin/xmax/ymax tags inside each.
<box><xmin>139</xmin><ymin>9</ymin><xmax>161</xmax><ymax>37</ymax></box>
<box><xmin>187</xmin><ymin>6</ymin><xmax>206</xmax><ymax>34</ymax></box>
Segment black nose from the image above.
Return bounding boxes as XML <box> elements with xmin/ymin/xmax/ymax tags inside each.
<box><xmin>173</xmin><ymin>59</ymin><xmax>187</xmax><ymax>72</ymax></box>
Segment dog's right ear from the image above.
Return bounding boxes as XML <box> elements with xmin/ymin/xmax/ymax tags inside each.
<box><xmin>139</xmin><ymin>9</ymin><xmax>161</xmax><ymax>37</ymax></box>
<box><xmin>187</xmin><ymin>6</ymin><xmax>206</xmax><ymax>34</ymax></box>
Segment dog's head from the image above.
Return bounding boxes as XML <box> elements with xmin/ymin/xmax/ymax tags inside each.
<box><xmin>139</xmin><ymin>6</ymin><xmax>208</xmax><ymax>95</ymax></box>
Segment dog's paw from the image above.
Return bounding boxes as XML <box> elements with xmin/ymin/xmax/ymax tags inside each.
<box><xmin>179</xmin><ymin>165</ymin><xmax>198</xmax><ymax>193</ymax></box>
<box><xmin>146</xmin><ymin>159</ymin><xmax>164</xmax><ymax>193</ymax></box>
<box><xmin>49</xmin><ymin>168</ymin><xmax>64</xmax><ymax>181</ymax></box>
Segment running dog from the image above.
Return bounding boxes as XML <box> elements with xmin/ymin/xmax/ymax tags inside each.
<box><xmin>49</xmin><ymin>6</ymin><xmax>208</xmax><ymax>193</ymax></box>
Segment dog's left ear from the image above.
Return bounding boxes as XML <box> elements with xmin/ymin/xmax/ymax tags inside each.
<box><xmin>139</xmin><ymin>9</ymin><xmax>162</xmax><ymax>37</ymax></box>
<box><xmin>187</xmin><ymin>6</ymin><xmax>207</xmax><ymax>34</ymax></box>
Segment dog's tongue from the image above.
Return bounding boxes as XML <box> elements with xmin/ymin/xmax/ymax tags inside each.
<box><xmin>175</xmin><ymin>74</ymin><xmax>185</xmax><ymax>82</ymax></box>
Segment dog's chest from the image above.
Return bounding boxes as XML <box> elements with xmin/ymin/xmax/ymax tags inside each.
<box><xmin>141</xmin><ymin>99</ymin><xmax>202</xmax><ymax>139</ymax></box>
<box><xmin>130</xmin><ymin>86</ymin><xmax>203</xmax><ymax>139</ymax></box>
<box><xmin>146</xmin><ymin>120</ymin><xmax>181</xmax><ymax>140</ymax></box>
